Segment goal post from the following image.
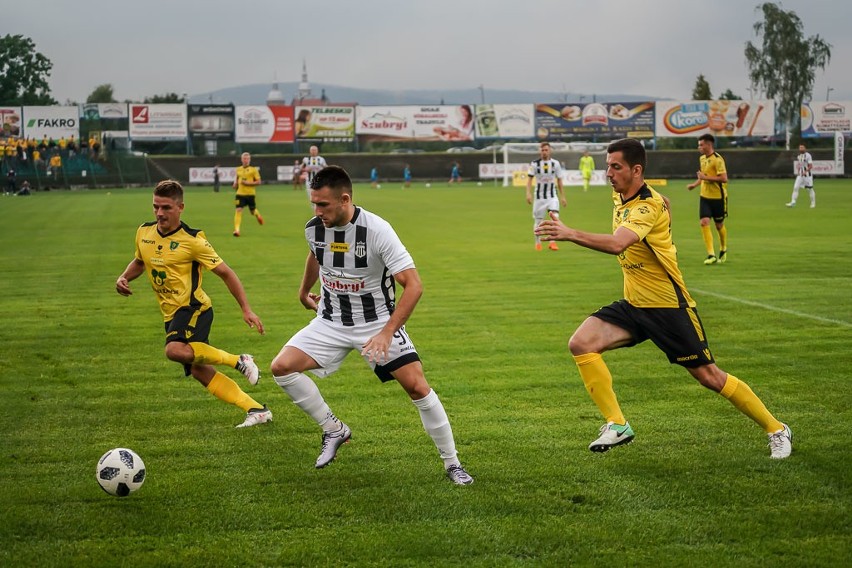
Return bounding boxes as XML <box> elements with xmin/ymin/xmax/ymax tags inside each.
<box><xmin>501</xmin><ymin>142</ymin><xmax>608</xmax><ymax>187</ymax></box>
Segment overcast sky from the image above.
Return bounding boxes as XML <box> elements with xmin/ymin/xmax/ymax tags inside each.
<box><xmin>8</xmin><ymin>0</ymin><xmax>851</xmax><ymax>103</ymax></box>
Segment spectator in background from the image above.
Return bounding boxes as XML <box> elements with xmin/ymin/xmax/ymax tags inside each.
<box><xmin>16</xmin><ymin>180</ymin><xmax>31</xmax><ymax>196</ymax></box>
<box><xmin>292</xmin><ymin>160</ymin><xmax>302</xmax><ymax>190</ymax></box>
<box><xmin>68</xmin><ymin>135</ymin><xmax>78</xmax><ymax>156</ymax></box>
<box><xmin>213</xmin><ymin>165</ymin><xmax>220</xmax><ymax>193</ymax></box>
<box><xmin>6</xmin><ymin>168</ymin><xmax>16</xmax><ymax>195</ymax></box>
<box><xmin>48</xmin><ymin>152</ymin><xmax>62</xmax><ymax>188</ymax></box>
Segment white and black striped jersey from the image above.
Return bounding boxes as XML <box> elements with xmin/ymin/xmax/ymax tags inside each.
<box><xmin>305</xmin><ymin>207</ymin><xmax>415</xmax><ymax>327</ymax></box>
<box><xmin>796</xmin><ymin>151</ymin><xmax>813</xmax><ymax>179</ymax></box>
<box><xmin>301</xmin><ymin>155</ymin><xmax>327</xmax><ymax>187</ymax></box>
<box><xmin>528</xmin><ymin>158</ymin><xmax>563</xmax><ymax>199</ymax></box>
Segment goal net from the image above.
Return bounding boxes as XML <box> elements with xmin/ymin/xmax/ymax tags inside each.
<box><xmin>501</xmin><ymin>142</ymin><xmax>608</xmax><ymax>187</ymax></box>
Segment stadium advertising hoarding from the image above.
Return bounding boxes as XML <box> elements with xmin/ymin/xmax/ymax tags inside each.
<box><xmin>655</xmin><ymin>100</ymin><xmax>775</xmax><ymax>137</ymax></box>
<box><xmin>129</xmin><ymin>104</ymin><xmax>188</xmax><ymax>140</ymax></box>
<box><xmin>81</xmin><ymin>103</ymin><xmax>128</xmax><ymax>120</ymax></box>
<box><xmin>801</xmin><ymin>101</ymin><xmax>852</xmax><ymax>137</ymax></box>
<box><xmin>188</xmin><ymin>104</ymin><xmax>235</xmax><ymax>141</ymax></box>
<box><xmin>0</xmin><ymin>107</ymin><xmax>22</xmax><ymax>140</ymax></box>
<box><xmin>295</xmin><ymin>106</ymin><xmax>355</xmax><ymax>141</ymax></box>
<box><xmin>235</xmin><ymin>105</ymin><xmax>295</xmax><ymax>143</ymax></box>
<box><xmin>535</xmin><ymin>102</ymin><xmax>655</xmax><ymax>139</ymax></box>
<box><xmin>356</xmin><ymin>105</ymin><xmax>475</xmax><ymax>141</ymax></box>
<box><xmin>474</xmin><ymin>104</ymin><xmax>535</xmax><ymax>138</ymax></box>
<box><xmin>22</xmin><ymin>106</ymin><xmax>79</xmax><ymax>140</ymax></box>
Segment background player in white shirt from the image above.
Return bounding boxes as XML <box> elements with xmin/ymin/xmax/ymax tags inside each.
<box><xmin>301</xmin><ymin>145</ymin><xmax>327</xmax><ymax>200</ymax></box>
<box><xmin>270</xmin><ymin>165</ymin><xmax>474</xmax><ymax>485</ymax></box>
<box><xmin>526</xmin><ymin>142</ymin><xmax>568</xmax><ymax>251</ymax></box>
<box><xmin>787</xmin><ymin>143</ymin><xmax>815</xmax><ymax>208</ymax></box>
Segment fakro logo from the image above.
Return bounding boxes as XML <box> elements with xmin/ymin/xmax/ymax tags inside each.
<box><xmin>132</xmin><ymin>106</ymin><xmax>150</xmax><ymax>124</ymax></box>
<box><xmin>26</xmin><ymin>118</ymin><xmax>77</xmax><ymax>128</ymax></box>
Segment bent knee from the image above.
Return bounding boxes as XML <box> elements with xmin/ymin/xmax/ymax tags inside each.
<box><xmin>568</xmin><ymin>333</ymin><xmax>592</xmax><ymax>356</ymax></box>
<box><xmin>164</xmin><ymin>342</ymin><xmax>191</xmax><ymax>363</ymax></box>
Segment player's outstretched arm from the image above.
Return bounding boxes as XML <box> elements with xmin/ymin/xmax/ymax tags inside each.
<box><xmin>211</xmin><ymin>262</ymin><xmax>264</xmax><ymax>335</ymax></box>
<box><xmin>116</xmin><ymin>258</ymin><xmax>145</xmax><ymax>296</ymax></box>
<box><xmin>536</xmin><ymin>212</ymin><xmax>639</xmax><ymax>255</ymax></box>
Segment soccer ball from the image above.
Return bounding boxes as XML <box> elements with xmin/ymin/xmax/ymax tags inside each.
<box><xmin>425</xmin><ymin>183</ymin><xmax>431</xmax><ymax>188</ymax></box>
<box><xmin>477</xmin><ymin>182</ymin><xmax>483</xmax><ymax>186</ymax></box>
<box><xmin>377</xmin><ymin>184</ymin><xmax>382</xmax><ymax>188</ymax></box>
<box><xmin>96</xmin><ymin>448</ymin><xmax>146</xmax><ymax>497</ymax></box>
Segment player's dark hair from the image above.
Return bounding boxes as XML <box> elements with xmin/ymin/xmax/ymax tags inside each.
<box><xmin>154</xmin><ymin>179</ymin><xmax>184</xmax><ymax>201</ymax></box>
<box><xmin>311</xmin><ymin>165</ymin><xmax>353</xmax><ymax>196</ymax></box>
<box><xmin>607</xmin><ymin>138</ymin><xmax>646</xmax><ymax>172</ymax></box>
<box><xmin>698</xmin><ymin>133</ymin><xmax>716</xmax><ymax>144</ymax></box>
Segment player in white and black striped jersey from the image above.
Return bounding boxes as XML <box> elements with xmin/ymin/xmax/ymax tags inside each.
<box><xmin>787</xmin><ymin>143</ymin><xmax>816</xmax><ymax>208</ymax></box>
<box><xmin>526</xmin><ymin>142</ymin><xmax>568</xmax><ymax>251</ymax></box>
<box><xmin>301</xmin><ymin>145</ymin><xmax>327</xmax><ymax>200</ymax></box>
<box><xmin>270</xmin><ymin>165</ymin><xmax>474</xmax><ymax>485</ymax></box>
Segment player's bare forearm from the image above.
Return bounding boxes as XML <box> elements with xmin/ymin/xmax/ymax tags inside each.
<box><xmin>536</xmin><ymin>216</ymin><xmax>638</xmax><ymax>255</ymax></box>
<box><xmin>116</xmin><ymin>258</ymin><xmax>145</xmax><ymax>296</ymax></box>
<box><xmin>213</xmin><ymin>263</ymin><xmax>264</xmax><ymax>334</ymax></box>
<box><xmin>383</xmin><ymin>268</ymin><xmax>422</xmax><ymax>334</ymax></box>
<box><xmin>299</xmin><ymin>253</ymin><xmax>321</xmax><ymax>309</ymax></box>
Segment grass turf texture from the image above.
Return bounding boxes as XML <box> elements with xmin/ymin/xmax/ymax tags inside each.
<box><xmin>0</xmin><ymin>179</ymin><xmax>850</xmax><ymax>566</ymax></box>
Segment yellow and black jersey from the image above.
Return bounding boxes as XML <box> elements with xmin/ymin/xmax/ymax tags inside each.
<box><xmin>613</xmin><ymin>184</ymin><xmax>695</xmax><ymax>308</ymax></box>
<box><xmin>699</xmin><ymin>152</ymin><xmax>727</xmax><ymax>199</ymax></box>
<box><xmin>234</xmin><ymin>165</ymin><xmax>260</xmax><ymax>196</ymax></box>
<box><xmin>134</xmin><ymin>221</ymin><xmax>222</xmax><ymax>321</ymax></box>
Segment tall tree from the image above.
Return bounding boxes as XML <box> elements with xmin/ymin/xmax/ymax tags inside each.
<box><xmin>143</xmin><ymin>92</ymin><xmax>185</xmax><ymax>104</ymax></box>
<box><xmin>745</xmin><ymin>2</ymin><xmax>831</xmax><ymax>135</ymax></box>
<box><xmin>692</xmin><ymin>74</ymin><xmax>712</xmax><ymax>100</ymax></box>
<box><xmin>86</xmin><ymin>84</ymin><xmax>117</xmax><ymax>103</ymax></box>
<box><xmin>719</xmin><ymin>89</ymin><xmax>741</xmax><ymax>101</ymax></box>
<box><xmin>0</xmin><ymin>34</ymin><xmax>57</xmax><ymax>105</ymax></box>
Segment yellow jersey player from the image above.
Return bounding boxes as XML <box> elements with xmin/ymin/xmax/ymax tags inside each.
<box><xmin>686</xmin><ymin>133</ymin><xmax>728</xmax><ymax>264</ymax></box>
<box><xmin>116</xmin><ymin>180</ymin><xmax>272</xmax><ymax>428</ymax></box>
<box><xmin>579</xmin><ymin>150</ymin><xmax>595</xmax><ymax>192</ymax></box>
<box><xmin>232</xmin><ymin>152</ymin><xmax>263</xmax><ymax>237</ymax></box>
<box><xmin>535</xmin><ymin>138</ymin><xmax>791</xmax><ymax>459</ymax></box>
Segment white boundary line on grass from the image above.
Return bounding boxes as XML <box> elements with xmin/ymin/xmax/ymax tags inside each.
<box><xmin>692</xmin><ymin>288</ymin><xmax>852</xmax><ymax>329</ymax></box>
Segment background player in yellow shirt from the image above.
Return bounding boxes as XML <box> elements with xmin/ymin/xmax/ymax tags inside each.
<box><xmin>232</xmin><ymin>152</ymin><xmax>264</xmax><ymax>237</ymax></box>
<box><xmin>115</xmin><ymin>180</ymin><xmax>272</xmax><ymax>428</ymax></box>
<box><xmin>535</xmin><ymin>138</ymin><xmax>791</xmax><ymax>459</ymax></box>
<box><xmin>686</xmin><ymin>133</ymin><xmax>728</xmax><ymax>265</ymax></box>
<box><xmin>579</xmin><ymin>150</ymin><xmax>595</xmax><ymax>192</ymax></box>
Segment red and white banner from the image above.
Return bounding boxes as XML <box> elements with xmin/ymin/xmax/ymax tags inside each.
<box><xmin>129</xmin><ymin>104</ymin><xmax>188</xmax><ymax>140</ymax></box>
<box><xmin>235</xmin><ymin>105</ymin><xmax>295</xmax><ymax>143</ymax></box>
<box><xmin>356</xmin><ymin>105</ymin><xmax>475</xmax><ymax>141</ymax></box>
<box><xmin>23</xmin><ymin>106</ymin><xmax>79</xmax><ymax>140</ymax></box>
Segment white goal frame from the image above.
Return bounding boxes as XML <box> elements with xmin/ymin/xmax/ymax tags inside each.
<box><xmin>501</xmin><ymin>142</ymin><xmax>608</xmax><ymax>186</ymax></box>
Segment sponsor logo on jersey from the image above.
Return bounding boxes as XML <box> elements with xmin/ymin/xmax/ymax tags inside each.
<box><xmin>142</xmin><ymin>239</ymin><xmax>155</xmax><ymax>244</ymax></box>
<box><xmin>321</xmin><ymin>274</ymin><xmax>365</xmax><ymax>293</ymax></box>
<box><xmin>330</xmin><ymin>242</ymin><xmax>350</xmax><ymax>253</ymax></box>
<box><xmin>151</xmin><ymin>269</ymin><xmax>167</xmax><ymax>286</ymax></box>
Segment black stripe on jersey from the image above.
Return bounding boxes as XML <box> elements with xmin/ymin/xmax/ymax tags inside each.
<box><xmin>360</xmin><ymin>293</ymin><xmax>378</xmax><ymax>323</ymax></box>
<box><xmin>312</xmin><ymin>221</ymin><xmax>326</xmax><ymax>265</ymax></box>
<box><xmin>333</xmin><ymin>230</ymin><xmax>346</xmax><ymax>268</ymax></box>
<box><xmin>180</xmin><ymin>222</ymin><xmax>201</xmax><ymax>238</ymax></box>
<box><xmin>321</xmin><ymin>288</ymin><xmax>333</xmax><ymax>322</ymax></box>
<box><xmin>380</xmin><ymin>267</ymin><xmax>396</xmax><ymax>314</ymax></box>
<box><xmin>355</xmin><ymin>225</ymin><xmax>368</xmax><ymax>268</ymax></box>
<box><xmin>190</xmin><ymin>260</ymin><xmax>203</xmax><ymax>309</ymax></box>
<box><xmin>338</xmin><ymin>294</ymin><xmax>354</xmax><ymax>326</ymax></box>
<box><xmin>641</xmin><ymin>237</ymin><xmax>690</xmax><ymax>309</ymax></box>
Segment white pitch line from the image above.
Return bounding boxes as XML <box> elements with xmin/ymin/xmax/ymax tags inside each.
<box><xmin>692</xmin><ymin>288</ymin><xmax>852</xmax><ymax>329</ymax></box>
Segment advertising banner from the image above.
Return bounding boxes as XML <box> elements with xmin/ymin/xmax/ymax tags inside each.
<box><xmin>188</xmin><ymin>166</ymin><xmax>242</xmax><ymax>184</ymax></box>
<box><xmin>81</xmin><ymin>103</ymin><xmax>128</xmax><ymax>120</ymax></box>
<box><xmin>356</xmin><ymin>105</ymin><xmax>475</xmax><ymax>141</ymax></box>
<box><xmin>188</xmin><ymin>104</ymin><xmax>235</xmax><ymax>141</ymax></box>
<box><xmin>295</xmin><ymin>105</ymin><xmax>355</xmax><ymax>141</ymax></box>
<box><xmin>234</xmin><ymin>105</ymin><xmax>295</xmax><ymax>143</ymax></box>
<box><xmin>0</xmin><ymin>107</ymin><xmax>22</xmax><ymax>140</ymax></box>
<box><xmin>22</xmin><ymin>106</ymin><xmax>79</xmax><ymax>140</ymax></box>
<box><xmin>801</xmin><ymin>101</ymin><xmax>852</xmax><ymax>137</ymax></box>
<box><xmin>655</xmin><ymin>100</ymin><xmax>775</xmax><ymax>137</ymax></box>
<box><xmin>474</xmin><ymin>104</ymin><xmax>535</xmax><ymax>139</ymax></box>
<box><xmin>535</xmin><ymin>102</ymin><xmax>655</xmax><ymax>139</ymax></box>
<box><xmin>129</xmin><ymin>104</ymin><xmax>188</xmax><ymax>140</ymax></box>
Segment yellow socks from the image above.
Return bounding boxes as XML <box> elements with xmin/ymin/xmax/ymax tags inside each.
<box><xmin>573</xmin><ymin>353</ymin><xmax>626</xmax><ymax>424</ymax></box>
<box><xmin>189</xmin><ymin>342</ymin><xmax>239</xmax><ymax>368</ymax></box>
<box><xmin>207</xmin><ymin>372</ymin><xmax>261</xmax><ymax>412</ymax></box>
<box><xmin>718</xmin><ymin>225</ymin><xmax>727</xmax><ymax>251</ymax></box>
<box><xmin>234</xmin><ymin>210</ymin><xmax>243</xmax><ymax>233</ymax></box>
<box><xmin>701</xmin><ymin>225</ymin><xmax>715</xmax><ymax>256</ymax></box>
<box><xmin>719</xmin><ymin>374</ymin><xmax>783</xmax><ymax>433</ymax></box>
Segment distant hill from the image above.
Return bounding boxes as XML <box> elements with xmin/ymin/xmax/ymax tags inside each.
<box><xmin>189</xmin><ymin>82</ymin><xmax>662</xmax><ymax>106</ymax></box>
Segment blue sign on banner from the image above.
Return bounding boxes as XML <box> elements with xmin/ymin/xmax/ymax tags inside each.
<box><xmin>534</xmin><ymin>102</ymin><xmax>655</xmax><ymax>139</ymax></box>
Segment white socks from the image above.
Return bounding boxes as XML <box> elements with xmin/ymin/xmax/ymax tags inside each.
<box><xmin>412</xmin><ymin>389</ymin><xmax>459</xmax><ymax>468</ymax></box>
<box><xmin>274</xmin><ymin>372</ymin><xmax>340</xmax><ymax>432</ymax></box>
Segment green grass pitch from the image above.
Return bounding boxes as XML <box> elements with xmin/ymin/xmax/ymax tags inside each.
<box><xmin>0</xmin><ymin>178</ymin><xmax>850</xmax><ymax>566</ymax></box>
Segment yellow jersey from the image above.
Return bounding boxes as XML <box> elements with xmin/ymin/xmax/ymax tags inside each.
<box><xmin>134</xmin><ymin>221</ymin><xmax>222</xmax><ymax>321</ymax></box>
<box><xmin>579</xmin><ymin>155</ymin><xmax>595</xmax><ymax>174</ymax></box>
<box><xmin>698</xmin><ymin>152</ymin><xmax>727</xmax><ymax>199</ymax></box>
<box><xmin>613</xmin><ymin>184</ymin><xmax>695</xmax><ymax>308</ymax></box>
<box><xmin>234</xmin><ymin>165</ymin><xmax>260</xmax><ymax>196</ymax></box>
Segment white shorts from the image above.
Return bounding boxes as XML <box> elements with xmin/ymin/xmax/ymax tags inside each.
<box><xmin>285</xmin><ymin>316</ymin><xmax>420</xmax><ymax>381</ymax></box>
<box><xmin>794</xmin><ymin>175</ymin><xmax>813</xmax><ymax>190</ymax></box>
<box><xmin>533</xmin><ymin>197</ymin><xmax>560</xmax><ymax>220</ymax></box>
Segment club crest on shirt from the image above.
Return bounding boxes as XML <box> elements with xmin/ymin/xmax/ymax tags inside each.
<box><xmin>170</xmin><ymin>241</ymin><xmax>180</xmax><ymax>250</ymax></box>
<box><xmin>354</xmin><ymin>240</ymin><xmax>366</xmax><ymax>258</ymax></box>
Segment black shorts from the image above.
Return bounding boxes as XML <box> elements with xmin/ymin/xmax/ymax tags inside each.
<box><xmin>234</xmin><ymin>194</ymin><xmax>257</xmax><ymax>211</ymax></box>
<box><xmin>165</xmin><ymin>307</ymin><xmax>214</xmax><ymax>376</ymax></box>
<box><xmin>699</xmin><ymin>196</ymin><xmax>727</xmax><ymax>222</ymax></box>
<box><xmin>592</xmin><ymin>299</ymin><xmax>715</xmax><ymax>368</ymax></box>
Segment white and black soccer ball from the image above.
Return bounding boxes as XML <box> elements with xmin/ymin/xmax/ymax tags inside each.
<box><xmin>96</xmin><ymin>448</ymin><xmax>146</xmax><ymax>497</ymax></box>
